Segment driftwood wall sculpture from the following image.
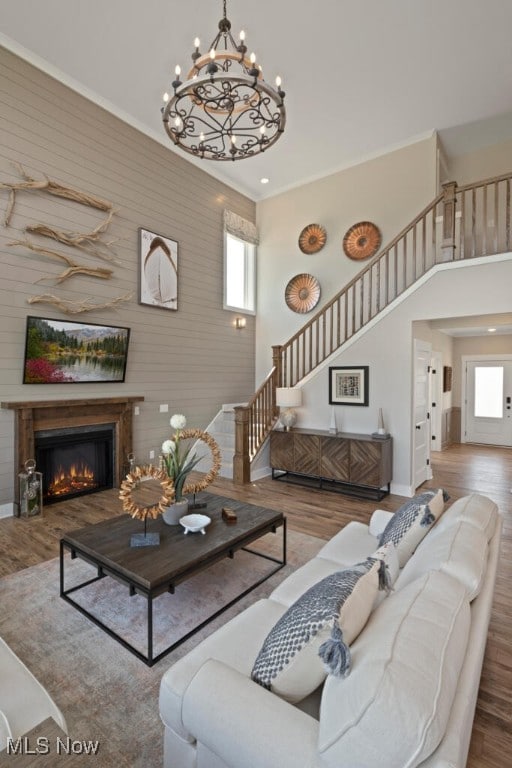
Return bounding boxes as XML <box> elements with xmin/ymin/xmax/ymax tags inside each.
<box><xmin>0</xmin><ymin>163</ymin><xmax>132</xmax><ymax>313</ymax></box>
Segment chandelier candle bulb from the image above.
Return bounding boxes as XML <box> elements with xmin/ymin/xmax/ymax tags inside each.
<box><xmin>192</xmin><ymin>38</ymin><xmax>201</xmax><ymax>63</ymax></box>
<box><xmin>172</xmin><ymin>65</ymin><xmax>182</xmax><ymax>90</ymax></box>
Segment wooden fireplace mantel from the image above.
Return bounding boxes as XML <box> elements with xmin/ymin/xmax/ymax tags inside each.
<box><xmin>2</xmin><ymin>396</ymin><xmax>144</xmax><ymax>503</ymax></box>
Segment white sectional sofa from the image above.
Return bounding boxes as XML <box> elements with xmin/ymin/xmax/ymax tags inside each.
<box><xmin>0</xmin><ymin>637</ymin><xmax>67</xmax><ymax>751</ymax></box>
<box><xmin>159</xmin><ymin>493</ymin><xmax>502</xmax><ymax>768</ymax></box>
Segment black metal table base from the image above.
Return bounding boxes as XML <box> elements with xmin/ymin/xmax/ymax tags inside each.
<box><xmin>59</xmin><ymin>519</ymin><xmax>286</xmax><ymax>667</ymax></box>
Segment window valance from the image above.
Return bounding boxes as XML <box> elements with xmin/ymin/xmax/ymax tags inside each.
<box><xmin>223</xmin><ymin>210</ymin><xmax>259</xmax><ymax>246</ymax></box>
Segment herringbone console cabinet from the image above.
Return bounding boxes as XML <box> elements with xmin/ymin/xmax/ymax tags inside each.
<box><xmin>270</xmin><ymin>428</ymin><xmax>392</xmax><ymax>499</ymax></box>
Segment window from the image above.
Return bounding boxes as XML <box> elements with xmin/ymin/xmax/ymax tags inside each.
<box><xmin>474</xmin><ymin>366</ymin><xmax>503</xmax><ymax>418</ymax></box>
<box><xmin>223</xmin><ymin>231</ymin><xmax>256</xmax><ymax>314</ymax></box>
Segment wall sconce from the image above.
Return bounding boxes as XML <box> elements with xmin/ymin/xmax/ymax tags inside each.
<box><xmin>276</xmin><ymin>387</ymin><xmax>303</xmax><ymax>431</ymax></box>
<box><xmin>235</xmin><ymin>317</ymin><xmax>246</xmax><ymax>329</ymax></box>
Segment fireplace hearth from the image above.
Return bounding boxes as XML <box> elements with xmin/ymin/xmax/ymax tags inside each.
<box><xmin>35</xmin><ymin>424</ymin><xmax>115</xmax><ymax>504</ymax></box>
<box><xmin>1</xmin><ymin>396</ymin><xmax>144</xmax><ymax>513</ymax></box>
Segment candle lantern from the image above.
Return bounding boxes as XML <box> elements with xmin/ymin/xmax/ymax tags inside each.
<box><xmin>122</xmin><ymin>452</ymin><xmax>140</xmax><ymax>489</ymax></box>
<box><xmin>19</xmin><ymin>459</ymin><xmax>43</xmax><ymax>517</ymax></box>
<box><xmin>128</xmin><ymin>452</ymin><xmax>136</xmax><ymax>473</ymax></box>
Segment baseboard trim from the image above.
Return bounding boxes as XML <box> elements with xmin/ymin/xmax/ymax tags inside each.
<box><xmin>0</xmin><ymin>502</ymin><xmax>15</xmax><ymax>518</ymax></box>
<box><xmin>390</xmin><ymin>483</ymin><xmax>413</xmax><ymax>498</ymax></box>
<box><xmin>250</xmin><ymin>466</ymin><xmax>272</xmax><ymax>482</ymax></box>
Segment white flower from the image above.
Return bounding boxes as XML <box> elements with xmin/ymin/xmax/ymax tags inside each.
<box><xmin>170</xmin><ymin>413</ymin><xmax>187</xmax><ymax>430</ymax></box>
<box><xmin>161</xmin><ymin>439</ymin><xmax>176</xmax><ymax>454</ymax></box>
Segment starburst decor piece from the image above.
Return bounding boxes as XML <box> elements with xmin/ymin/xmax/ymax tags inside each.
<box><xmin>285</xmin><ymin>273</ymin><xmax>321</xmax><ymax>314</ymax></box>
<box><xmin>161</xmin><ymin>0</ymin><xmax>286</xmax><ymax>161</ymax></box>
<box><xmin>161</xmin><ymin>423</ymin><xmax>222</xmax><ymax>497</ymax></box>
<box><xmin>343</xmin><ymin>221</ymin><xmax>382</xmax><ymax>261</ymax></box>
<box><xmin>298</xmin><ymin>224</ymin><xmax>327</xmax><ymax>254</ymax></box>
<box><xmin>119</xmin><ymin>464</ymin><xmax>175</xmax><ymax>521</ymax></box>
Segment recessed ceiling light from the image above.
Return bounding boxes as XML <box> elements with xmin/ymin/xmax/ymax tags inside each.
<box><xmin>260</xmin><ymin>177</ymin><xmax>269</xmax><ymax>184</ymax></box>
<box><xmin>488</xmin><ymin>327</ymin><xmax>497</xmax><ymax>332</ymax></box>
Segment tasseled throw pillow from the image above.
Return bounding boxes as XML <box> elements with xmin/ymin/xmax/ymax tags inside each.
<box><xmin>250</xmin><ymin>555</ymin><xmax>388</xmax><ymax>703</ymax></box>
<box><xmin>379</xmin><ymin>488</ymin><xmax>449</xmax><ymax>567</ymax></box>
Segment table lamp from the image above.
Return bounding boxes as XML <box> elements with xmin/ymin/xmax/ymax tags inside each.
<box><xmin>276</xmin><ymin>387</ymin><xmax>303</xmax><ymax>431</ymax></box>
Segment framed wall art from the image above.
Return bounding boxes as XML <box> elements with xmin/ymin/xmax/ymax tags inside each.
<box><xmin>23</xmin><ymin>316</ymin><xmax>130</xmax><ymax>384</ymax></box>
<box><xmin>329</xmin><ymin>366</ymin><xmax>369</xmax><ymax>406</ymax></box>
<box><xmin>139</xmin><ymin>228</ymin><xmax>178</xmax><ymax>310</ymax></box>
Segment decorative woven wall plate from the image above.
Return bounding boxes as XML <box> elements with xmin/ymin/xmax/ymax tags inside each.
<box><xmin>298</xmin><ymin>223</ymin><xmax>327</xmax><ymax>254</ymax></box>
<box><xmin>285</xmin><ymin>273</ymin><xmax>321</xmax><ymax>313</ymax></box>
<box><xmin>343</xmin><ymin>221</ymin><xmax>381</xmax><ymax>260</ymax></box>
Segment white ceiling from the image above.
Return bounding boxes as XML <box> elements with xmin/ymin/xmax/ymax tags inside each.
<box><xmin>1</xmin><ymin>0</ymin><xmax>512</xmax><ymax>202</ymax></box>
<box><xmin>429</xmin><ymin>315</ymin><xmax>512</xmax><ymax>338</ymax></box>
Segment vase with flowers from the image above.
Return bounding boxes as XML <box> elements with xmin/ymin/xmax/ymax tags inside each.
<box><xmin>160</xmin><ymin>414</ymin><xmax>203</xmax><ymax>525</ymax></box>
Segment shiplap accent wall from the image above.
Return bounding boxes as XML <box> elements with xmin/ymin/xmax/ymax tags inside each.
<box><xmin>0</xmin><ymin>46</ymin><xmax>256</xmax><ymax>506</ymax></box>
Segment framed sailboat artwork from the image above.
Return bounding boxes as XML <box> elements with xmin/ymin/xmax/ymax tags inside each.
<box><xmin>139</xmin><ymin>228</ymin><xmax>179</xmax><ymax>310</ymax></box>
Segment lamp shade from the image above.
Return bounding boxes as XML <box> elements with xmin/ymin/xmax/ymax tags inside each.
<box><xmin>276</xmin><ymin>387</ymin><xmax>302</xmax><ymax>408</ymax></box>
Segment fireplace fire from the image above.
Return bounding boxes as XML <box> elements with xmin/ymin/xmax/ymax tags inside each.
<box><xmin>48</xmin><ymin>460</ymin><xmax>97</xmax><ymax>498</ymax></box>
<box><xmin>35</xmin><ymin>424</ymin><xmax>115</xmax><ymax>505</ymax></box>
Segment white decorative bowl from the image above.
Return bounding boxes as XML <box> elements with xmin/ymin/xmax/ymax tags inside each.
<box><xmin>179</xmin><ymin>514</ymin><xmax>211</xmax><ymax>535</ymax></box>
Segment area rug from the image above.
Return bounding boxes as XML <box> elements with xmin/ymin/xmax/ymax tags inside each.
<box><xmin>0</xmin><ymin>529</ymin><xmax>323</xmax><ymax>767</ymax></box>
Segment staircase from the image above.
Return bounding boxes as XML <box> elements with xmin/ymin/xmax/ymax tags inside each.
<box><xmin>232</xmin><ymin>172</ymin><xmax>512</xmax><ymax>484</ymax></box>
<box><xmin>201</xmin><ymin>402</ymin><xmax>274</xmax><ymax>481</ymax></box>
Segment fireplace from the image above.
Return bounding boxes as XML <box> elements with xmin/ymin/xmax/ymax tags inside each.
<box><xmin>35</xmin><ymin>424</ymin><xmax>115</xmax><ymax>504</ymax></box>
<box><xmin>1</xmin><ymin>396</ymin><xmax>143</xmax><ymax>513</ymax></box>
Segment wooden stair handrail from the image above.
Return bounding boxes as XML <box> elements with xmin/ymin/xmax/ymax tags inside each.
<box><xmin>233</xmin><ymin>171</ymin><xmax>512</xmax><ymax>483</ymax></box>
<box><xmin>283</xmin><ymin>192</ymin><xmax>444</xmax><ymax>351</ymax></box>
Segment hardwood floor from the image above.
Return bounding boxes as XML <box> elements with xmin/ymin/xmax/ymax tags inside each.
<box><xmin>0</xmin><ymin>442</ymin><xmax>510</xmax><ymax>767</ymax></box>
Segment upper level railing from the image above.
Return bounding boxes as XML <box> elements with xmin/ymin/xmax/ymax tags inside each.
<box><xmin>233</xmin><ymin>172</ymin><xmax>512</xmax><ymax>483</ymax></box>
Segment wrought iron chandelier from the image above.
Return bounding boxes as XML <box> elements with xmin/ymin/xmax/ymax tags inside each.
<box><xmin>161</xmin><ymin>0</ymin><xmax>286</xmax><ymax>161</ymax></box>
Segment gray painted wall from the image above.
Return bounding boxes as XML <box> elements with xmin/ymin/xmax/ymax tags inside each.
<box><xmin>0</xmin><ymin>47</ymin><xmax>256</xmax><ymax>506</ymax></box>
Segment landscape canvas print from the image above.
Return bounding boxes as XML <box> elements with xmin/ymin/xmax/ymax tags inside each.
<box><xmin>23</xmin><ymin>316</ymin><xmax>130</xmax><ymax>384</ymax></box>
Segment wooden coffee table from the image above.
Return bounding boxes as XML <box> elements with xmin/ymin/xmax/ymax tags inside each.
<box><xmin>59</xmin><ymin>493</ymin><xmax>286</xmax><ymax>666</ymax></box>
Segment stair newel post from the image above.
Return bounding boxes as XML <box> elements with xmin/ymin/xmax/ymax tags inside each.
<box><xmin>439</xmin><ymin>181</ymin><xmax>458</xmax><ymax>263</ymax></box>
<box><xmin>233</xmin><ymin>405</ymin><xmax>251</xmax><ymax>485</ymax></box>
<box><xmin>272</xmin><ymin>345</ymin><xmax>283</xmax><ymax>418</ymax></box>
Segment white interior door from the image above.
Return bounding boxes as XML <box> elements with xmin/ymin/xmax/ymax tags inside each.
<box><xmin>465</xmin><ymin>360</ymin><xmax>512</xmax><ymax>445</ymax></box>
<box><xmin>430</xmin><ymin>351</ymin><xmax>443</xmax><ymax>452</ymax></box>
<box><xmin>413</xmin><ymin>340</ymin><xmax>432</xmax><ymax>489</ymax></box>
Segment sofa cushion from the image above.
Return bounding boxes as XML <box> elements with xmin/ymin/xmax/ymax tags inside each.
<box><xmin>434</xmin><ymin>493</ymin><xmax>498</xmax><ymax>540</ymax></box>
<box><xmin>319</xmin><ymin>570</ymin><xmax>470</xmax><ymax>768</ymax></box>
<box><xmin>396</xmin><ymin>519</ymin><xmax>489</xmax><ymax>600</ymax></box>
<box><xmin>251</xmin><ymin>557</ymin><xmax>383</xmax><ymax>703</ymax></box>
<box><xmin>368</xmin><ymin>508</ymin><xmax>394</xmax><ymax>538</ymax></box>
<box><xmin>159</xmin><ymin>598</ymin><xmax>288</xmax><ymax>741</ymax></box>
<box><xmin>270</xmin><ymin>556</ymin><xmax>349</xmax><ymax>607</ymax></box>
<box><xmin>316</xmin><ymin>521</ymin><xmax>379</xmax><ymax>566</ymax></box>
<box><xmin>379</xmin><ymin>488</ymin><xmax>447</xmax><ymax>567</ymax></box>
